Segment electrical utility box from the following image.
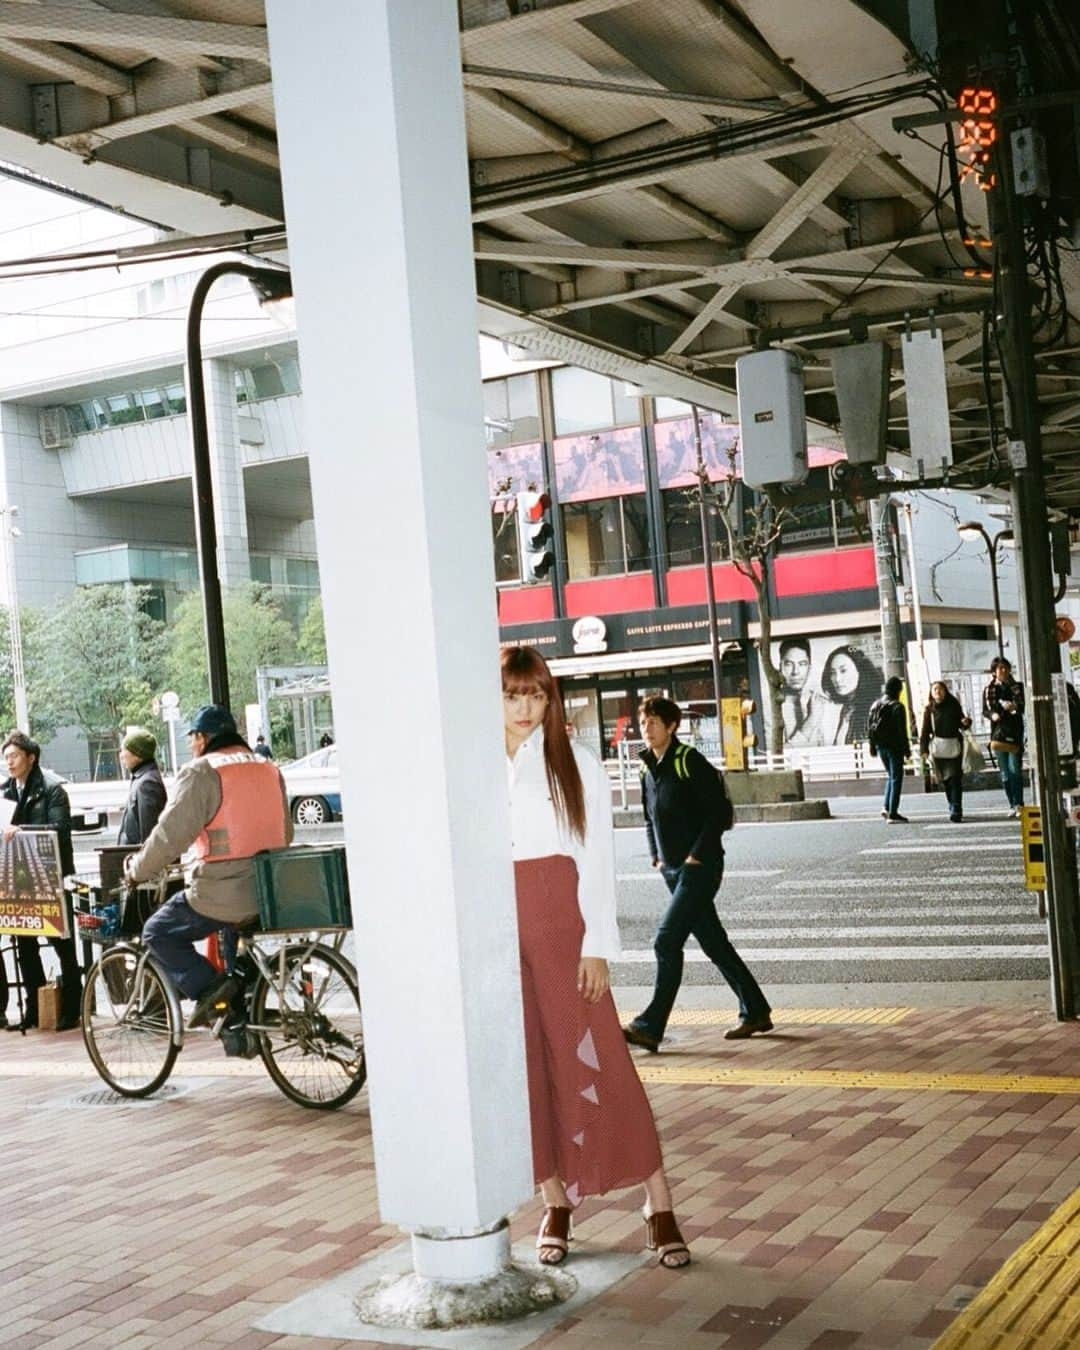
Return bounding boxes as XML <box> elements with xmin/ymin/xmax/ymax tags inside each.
<box><xmin>736</xmin><ymin>349</ymin><xmax>808</xmax><ymax>489</ymax></box>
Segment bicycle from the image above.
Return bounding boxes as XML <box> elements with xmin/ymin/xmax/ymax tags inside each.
<box><xmin>71</xmin><ymin>851</ymin><xmax>366</xmax><ymax>1110</ymax></box>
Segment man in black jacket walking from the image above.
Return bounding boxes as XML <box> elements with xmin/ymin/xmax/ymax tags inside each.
<box><xmin>623</xmin><ymin>697</ymin><xmax>772</xmax><ymax>1051</ymax></box>
<box><xmin>0</xmin><ymin>731</ymin><xmax>81</xmax><ymax>1030</ymax></box>
<box><xmin>117</xmin><ymin>727</ymin><xmax>167</xmax><ymax>845</ymax></box>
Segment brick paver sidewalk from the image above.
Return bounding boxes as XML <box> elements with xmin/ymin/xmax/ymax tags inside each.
<box><xmin>2</xmin><ymin>1004</ymin><xmax>1079</xmax><ymax>1348</ymax></box>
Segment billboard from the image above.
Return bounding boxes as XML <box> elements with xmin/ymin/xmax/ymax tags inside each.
<box><xmin>0</xmin><ymin>830</ymin><xmax>68</xmax><ymax>938</ymax></box>
<box><xmin>772</xmin><ymin>631</ymin><xmax>884</xmax><ymax>747</ymax></box>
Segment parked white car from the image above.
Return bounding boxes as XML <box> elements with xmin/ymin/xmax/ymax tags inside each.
<box><xmin>280</xmin><ymin>745</ymin><xmax>341</xmax><ymax>825</ymax></box>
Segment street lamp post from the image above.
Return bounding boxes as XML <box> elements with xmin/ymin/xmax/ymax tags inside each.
<box><xmin>184</xmin><ymin>261</ymin><xmax>293</xmax><ymax>709</ymax></box>
<box><xmin>0</xmin><ymin>504</ymin><xmax>27</xmax><ymax>729</ymax></box>
<box><xmin>957</xmin><ymin>520</ymin><xmax>1013</xmax><ymax>658</ymax></box>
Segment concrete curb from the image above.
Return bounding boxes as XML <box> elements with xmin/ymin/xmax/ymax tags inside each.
<box><xmin>614</xmin><ymin>799</ymin><xmax>831</xmax><ymax>828</ymax></box>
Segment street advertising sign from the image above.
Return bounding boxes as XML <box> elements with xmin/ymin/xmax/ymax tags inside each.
<box><xmin>0</xmin><ymin>829</ymin><xmax>68</xmax><ymax>937</ymax></box>
<box><xmin>1050</xmin><ymin>673</ymin><xmax>1072</xmax><ymax>756</ymax></box>
<box><xmin>1020</xmin><ymin>806</ymin><xmax>1046</xmax><ymax>893</ymax></box>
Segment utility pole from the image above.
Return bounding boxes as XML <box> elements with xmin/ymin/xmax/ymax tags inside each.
<box><xmin>869</xmin><ymin>497</ymin><xmax>905</xmax><ymax>684</ymax></box>
<box><xmin>691</xmin><ymin>405</ymin><xmax>725</xmax><ymax>745</ymax></box>
<box><xmin>991</xmin><ymin>85</ymin><xmax>1080</xmax><ymax>1019</ymax></box>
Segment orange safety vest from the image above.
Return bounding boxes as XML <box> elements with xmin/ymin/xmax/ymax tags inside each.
<box><xmin>193</xmin><ymin>752</ymin><xmax>288</xmax><ymax>863</ymax></box>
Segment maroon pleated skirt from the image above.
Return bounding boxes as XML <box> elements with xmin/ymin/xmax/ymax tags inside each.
<box><xmin>514</xmin><ymin>854</ymin><xmax>663</xmax><ymax>1204</ymax></box>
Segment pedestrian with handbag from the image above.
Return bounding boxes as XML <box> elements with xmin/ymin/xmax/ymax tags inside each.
<box><xmin>502</xmin><ymin>646</ymin><xmax>690</xmax><ymax>1271</ymax></box>
<box><xmin>919</xmin><ymin>682</ymin><xmax>972</xmax><ymax>823</ymax></box>
<box><xmin>983</xmin><ymin>657</ymin><xmax>1025</xmax><ymax>816</ymax></box>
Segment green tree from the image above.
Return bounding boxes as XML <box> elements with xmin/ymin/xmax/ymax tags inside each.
<box><xmin>164</xmin><ymin>583</ymin><xmax>298</xmax><ymax>722</ymax></box>
<box><xmin>297</xmin><ymin>594</ymin><xmax>326</xmax><ymax>663</ymax></box>
<box><xmin>30</xmin><ymin>585</ymin><xmax>166</xmax><ymax>745</ymax></box>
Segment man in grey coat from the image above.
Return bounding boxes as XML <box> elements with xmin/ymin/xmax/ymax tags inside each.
<box><xmin>125</xmin><ymin>705</ymin><xmax>292</xmax><ymax>1027</ymax></box>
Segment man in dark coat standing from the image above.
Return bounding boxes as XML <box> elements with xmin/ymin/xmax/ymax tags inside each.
<box><xmin>0</xmin><ymin>731</ymin><xmax>81</xmax><ymax>1030</ymax></box>
<box><xmin>117</xmin><ymin>728</ymin><xmax>167</xmax><ymax>845</ymax></box>
<box><xmin>868</xmin><ymin>676</ymin><xmax>912</xmax><ymax>823</ymax></box>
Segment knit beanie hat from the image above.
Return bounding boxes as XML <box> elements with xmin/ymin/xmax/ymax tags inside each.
<box><xmin>123</xmin><ymin>728</ymin><xmax>157</xmax><ymax>762</ymax></box>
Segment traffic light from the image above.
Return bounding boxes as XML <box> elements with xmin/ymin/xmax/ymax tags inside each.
<box><xmin>517</xmin><ymin>490</ymin><xmax>554</xmax><ymax>583</ymax></box>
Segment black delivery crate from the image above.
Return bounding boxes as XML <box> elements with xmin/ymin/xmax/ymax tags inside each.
<box><xmin>254</xmin><ymin>845</ymin><xmax>352</xmax><ymax>931</ymax></box>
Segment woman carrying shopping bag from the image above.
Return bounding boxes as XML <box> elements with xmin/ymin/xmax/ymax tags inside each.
<box><xmin>502</xmin><ymin>644</ymin><xmax>690</xmax><ymax>1271</ymax></box>
<box><xmin>919</xmin><ymin>681</ymin><xmax>972</xmax><ymax>823</ymax></box>
<box><xmin>983</xmin><ymin>657</ymin><xmax>1025</xmax><ymax>816</ymax></box>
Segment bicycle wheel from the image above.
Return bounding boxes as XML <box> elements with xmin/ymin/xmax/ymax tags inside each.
<box><xmin>252</xmin><ymin>943</ymin><xmax>366</xmax><ymax>1109</ymax></box>
<box><xmin>81</xmin><ymin>947</ymin><xmax>179</xmax><ymax>1098</ymax></box>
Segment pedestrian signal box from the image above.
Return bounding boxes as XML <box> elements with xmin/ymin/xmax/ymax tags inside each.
<box><xmin>1020</xmin><ymin>805</ymin><xmax>1045</xmax><ymax>892</ymax></box>
<box><xmin>517</xmin><ymin>490</ymin><xmax>554</xmax><ymax>583</ymax></box>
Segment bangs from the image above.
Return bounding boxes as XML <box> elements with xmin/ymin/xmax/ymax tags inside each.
<box><xmin>502</xmin><ymin>673</ymin><xmax>545</xmax><ymax>696</ymax></box>
<box><xmin>500</xmin><ymin>645</ymin><xmax>554</xmax><ymax>696</ymax></box>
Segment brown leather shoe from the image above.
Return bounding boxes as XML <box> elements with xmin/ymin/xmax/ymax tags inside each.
<box><xmin>623</xmin><ymin>1024</ymin><xmax>660</xmax><ymax>1053</ymax></box>
<box><xmin>724</xmin><ymin>1017</ymin><xmax>774</xmax><ymax>1040</ymax></box>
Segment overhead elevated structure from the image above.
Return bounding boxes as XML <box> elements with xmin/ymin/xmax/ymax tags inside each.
<box><xmin>0</xmin><ymin>1</ymin><xmax>1072</xmax><ymax>504</ymax></box>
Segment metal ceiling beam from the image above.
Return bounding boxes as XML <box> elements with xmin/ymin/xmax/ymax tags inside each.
<box><xmin>469</xmin><ymin>86</ymin><xmax>592</xmax><ymax>161</ymax></box>
<box><xmin>54</xmin><ymin>80</ymin><xmax>273</xmax><ymax>152</ymax></box>
<box><xmin>0</xmin><ymin>38</ymin><xmax>131</xmax><ymax>95</ymax></box>
<box><xmin>635</xmin><ymin>185</ymin><xmax>737</xmax><ymax>244</ymax></box>
<box><xmin>182</xmin><ymin>115</ymin><xmax>280</xmax><ymax>168</ymax></box>
<box><xmin>746</xmin><ymin>146</ymin><xmax>865</xmax><ymax>259</ymax></box>
<box><xmin>0</xmin><ymin>5</ymin><xmax>269</xmax><ymax>60</ymax></box>
<box><xmin>471</xmin><ymin>130</ymin><xmax>821</xmax><ymax>220</ymax></box>
<box><xmin>461</xmin><ymin>64</ymin><xmax>784</xmax><ymax>120</ymax></box>
<box><xmin>462</xmin><ymin>0</ymin><xmax>642</xmax><ymax>40</ymax></box>
<box><xmin>474</xmin><ymin>238</ymin><xmax>730</xmax><ymax>270</ymax></box>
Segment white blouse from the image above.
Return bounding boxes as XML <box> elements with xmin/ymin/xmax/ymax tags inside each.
<box><xmin>506</xmin><ymin>727</ymin><xmax>621</xmax><ymax>961</ymax></box>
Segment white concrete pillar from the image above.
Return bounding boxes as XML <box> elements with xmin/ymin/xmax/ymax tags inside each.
<box><xmin>267</xmin><ymin>0</ymin><xmax>532</xmax><ymax>1255</ymax></box>
<box><xmin>203</xmin><ymin>357</ymin><xmax>250</xmax><ymax>585</ymax></box>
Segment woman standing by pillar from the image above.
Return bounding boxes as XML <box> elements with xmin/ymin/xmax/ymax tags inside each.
<box><xmin>502</xmin><ymin>645</ymin><xmax>690</xmax><ymax>1270</ymax></box>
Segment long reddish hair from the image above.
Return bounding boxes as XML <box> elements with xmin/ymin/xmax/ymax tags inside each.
<box><xmin>501</xmin><ymin>645</ymin><xmax>586</xmax><ymax>842</ymax></box>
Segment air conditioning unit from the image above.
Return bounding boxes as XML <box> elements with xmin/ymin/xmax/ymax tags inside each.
<box><xmin>38</xmin><ymin>407</ymin><xmax>73</xmax><ymax>449</ymax></box>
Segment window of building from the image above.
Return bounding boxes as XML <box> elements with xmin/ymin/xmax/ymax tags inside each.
<box><xmin>492</xmin><ymin>511</ymin><xmax>521</xmax><ymax>584</ymax></box>
<box><xmin>777</xmin><ymin>468</ymin><xmax>833</xmax><ymax>550</ymax></box>
<box><xmin>655</xmin><ymin>395</ymin><xmax>693</xmax><ymax>420</ymax></box>
<box><xmin>662</xmin><ymin>488</ymin><xmax>729</xmax><ymax>566</ymax></box>
<box><xmin>552</xmin><ymin>367</ymin><xmax>641</xmax><ymax>435</ymax></box>
<box><xmin>835</xmin><ymin>489</ymin><xmax>869</xmax><ymax>543</ymax></box>
<box><xmin>563</xmin><ymin>494</ymin><xmax>649</xmax><ymax>579</ymax></box>
<box><xmin>483</xmin><ymin>374</ymin><xmax>541</xmax><ymax>447</ymax></box>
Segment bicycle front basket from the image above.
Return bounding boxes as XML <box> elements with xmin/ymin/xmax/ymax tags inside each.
<box><xmin>254</xmin><ymin>845</ymin><xmax>351</xmax><ymax>931</ymax></box>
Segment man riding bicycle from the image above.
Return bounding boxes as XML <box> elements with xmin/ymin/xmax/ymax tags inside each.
<box><xmin>124</xmin><ymin>704</ymin><xmax>293</xmax><ymax>1027</ymax></box>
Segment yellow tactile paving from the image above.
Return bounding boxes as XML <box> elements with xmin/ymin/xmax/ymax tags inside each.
<box><xmin>636</xmin><ymin>1065</ymin><xmax>1080</xmax><ymax>1094</ymax></box>
<box><xmin>642</xmin><ymin>1006</ymin><xmax>914</xmax><ymax>1027</ymax></box>
<box><xmin>935</xmin><ymin>1188</ymin><xmax>1080</xmax><ymax>1348</ymax></box>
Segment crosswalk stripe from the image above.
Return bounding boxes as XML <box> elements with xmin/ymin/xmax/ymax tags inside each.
<box><xmin>921</xmin><ymin>822</ymin><xmax>1017</xmax><ymax>831</ymax></box>
<box><xmin>615</xmin><ymin>944</ymin><xmax>1048</xmax><ymax>963</ymax></box>
<box><xmin>776</xmin><ymin>874</ymin><xmax>1023</xmax><ymax>889</ymax></box>
<box><xmin>861</xmin><ymin>843</ymin><xmax>1018</xmax><ymax>854</ymax></box>
<box><xmin>713</xmin><ymin>923</ymin><xmax>1045</xmax><ymax>941</ymax></box>
<box><xmin>716</xmin><ymin>906</ymin><xmax>1037</xmax><ymax>920</ymax></box>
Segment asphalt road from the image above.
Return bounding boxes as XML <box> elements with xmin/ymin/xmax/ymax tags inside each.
<box><xmin>286</xmin><ymin>789</ymin><xmax>1043</xmax><ymax>993</ymax></box>
<box><xmin>76</xmin><ymin>788</ymin><xmax>1043</xmax><ymax>1004</ymax></box>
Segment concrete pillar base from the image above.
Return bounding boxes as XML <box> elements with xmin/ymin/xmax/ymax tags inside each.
<box><xmin>354</xmin><ymin>1227</ymin><xmax>575</xmax><ymax>1330</ymax></box>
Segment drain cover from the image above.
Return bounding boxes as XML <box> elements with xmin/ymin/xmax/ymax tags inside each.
<box><xmin>55</xmin><ymin>1079</ymin><xmax>216</xmax><ymax>1109</ymax></box>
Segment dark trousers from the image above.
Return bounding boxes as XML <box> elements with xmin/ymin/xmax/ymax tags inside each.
<box><xmin>0</xmin><ymin>934</ymin><xmax>82</xmax><ymax>1025</ymax></box>
<box><xmin>632</xmin><ymin>859</ymin><xmax>770</xmax><ymax>1040</ymax></box>
<box><xmin>879</xmin><ymin>746</ymin><xmax>905</xmax><ymax>818</ymax></box>
<box><xmin>940</xmin><ymin>765</ymin><xmax>963</xmax><ymax>820</ymax></box>
<box><xmin>142</xmin><ymin>892</ymin><xmax>230</xmax><ymax>999</ymax></box>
